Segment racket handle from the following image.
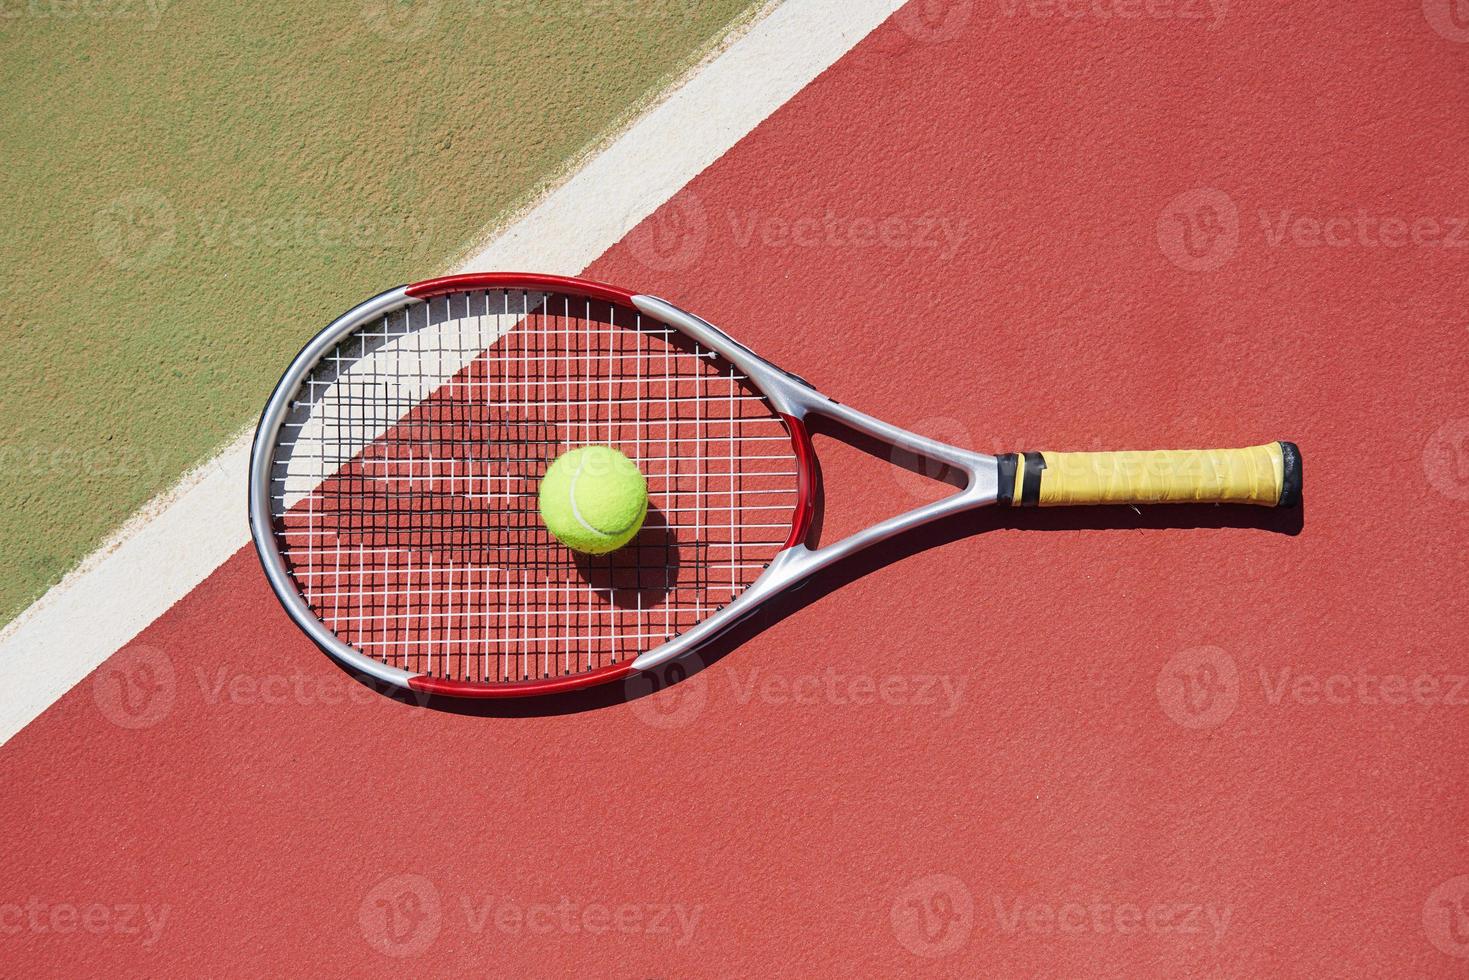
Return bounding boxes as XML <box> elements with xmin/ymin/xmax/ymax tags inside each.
<box><xmin>996</xmin><ymin>441</ymin><xmax>1301</xmax><ymax>508</ymax></box>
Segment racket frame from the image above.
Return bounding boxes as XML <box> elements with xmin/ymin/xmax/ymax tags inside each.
<box><xmin>249</xmin><ymin>273</ymin><xmax>1000</xmax><ymax>698</ymax></box>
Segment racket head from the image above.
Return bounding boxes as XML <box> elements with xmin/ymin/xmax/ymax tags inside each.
<box><xmin>248</xmin><ymin>273</ymin><xmax>816</xmax><ymax>698</ymax></box>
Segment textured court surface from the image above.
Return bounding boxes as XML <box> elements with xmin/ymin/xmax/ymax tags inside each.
<box><xmin>3</xmin><ymin>2</ymin><xmax>1468</xmax><ymax>975</ymax></box>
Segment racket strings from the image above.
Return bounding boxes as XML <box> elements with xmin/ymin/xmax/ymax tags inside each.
<box><xmin>270</xmin><ymin>288</ymin><xmax>795</xmax><ymax>684</ymax></box>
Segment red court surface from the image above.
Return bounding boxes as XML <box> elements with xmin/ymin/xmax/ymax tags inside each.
<box><xmin>4</xmin><ymin>3</ymin><xmax>1468</xmax><ymax>975</ymax></box>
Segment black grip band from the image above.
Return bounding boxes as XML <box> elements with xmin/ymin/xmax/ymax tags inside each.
<box><xmin>1277</xmin><ymin>441</ymin><xmax>1303</xmax><ymax>508</ymax></box>
<box><xmin>996</xmin><ymin>454</ymin><xmax>1019</xmax><ymax>506</ymax></box>
<box><xmin>1020</xmin><ymin>452</ymin><xmax>1047</xmax><ymax>506</ymax></box>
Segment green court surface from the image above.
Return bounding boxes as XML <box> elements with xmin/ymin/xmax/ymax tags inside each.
<box><xmin>0</xmin><ymin>0</ymin><xmax>763</xmax><ymax>627</ymax></box>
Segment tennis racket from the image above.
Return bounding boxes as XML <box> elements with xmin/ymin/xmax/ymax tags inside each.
<box><xmin>249</xmin><ymin>272</ymin><xmax>1301</xmax><ymax>699</ymax></box>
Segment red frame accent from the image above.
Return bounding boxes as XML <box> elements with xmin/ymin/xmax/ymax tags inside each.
<box><xmin>781</xmin><ymin>413</ymin><xmax>816</xmax><ymax>550</ymax></box>
<box><xmin>407</xmin><ymin>661</ymin><xmax>636</xmax><ymax>698</ymax></box>
<box><xmin>405</xmin><ymin>272</ymin><xmax>637</xmax><ymax>306</ymax></box>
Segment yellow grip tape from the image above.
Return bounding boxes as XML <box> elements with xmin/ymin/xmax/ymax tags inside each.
<box><xmin>1037</xmin><ymin>443</ymin><xmax>1285</xmax><ymax>506</ymax></box>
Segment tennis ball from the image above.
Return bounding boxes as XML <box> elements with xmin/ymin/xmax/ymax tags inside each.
<box><xmin>539</xmin><ymin>446</ymin><xmax>649</xmax><ymax>554</ymax></box>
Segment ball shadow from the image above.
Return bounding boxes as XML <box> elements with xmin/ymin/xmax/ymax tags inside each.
<box><xmin>571</xmin><ymin>502</ymin><xmax>680</xmax><ymax>611</ymax></box>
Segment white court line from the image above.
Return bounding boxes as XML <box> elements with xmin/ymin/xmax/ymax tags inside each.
<box><xmin>0</xmin><ymin>0</ymin><xmax>905</xmax><ymax>746</ymax></box>
<box><xmin>277</xmin><ymin>296</ymin><xmax>541</xmax><ymax>509</ymax></box>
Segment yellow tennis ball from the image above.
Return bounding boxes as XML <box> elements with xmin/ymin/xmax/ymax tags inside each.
<box><xmin>539</xmin><ymin>446</ymin><xmax>649</xmax><ymax>554</ymax></box>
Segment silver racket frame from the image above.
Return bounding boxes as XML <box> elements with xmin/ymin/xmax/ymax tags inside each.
<box><xmin>627</xmin><ymin>296</ymin><xmax>999</xmax><ymax>676</ymax></box>
<box><xmin>248</xmin><ymin>278</ymin><xmax>1000</xmax><ymax>697</ymax></box>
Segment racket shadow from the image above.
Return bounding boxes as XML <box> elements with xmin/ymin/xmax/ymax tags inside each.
<box><xmin>344</xmin><ymin>415</ymin><xmax>1302</xmax><ymax>718</ymax></box>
